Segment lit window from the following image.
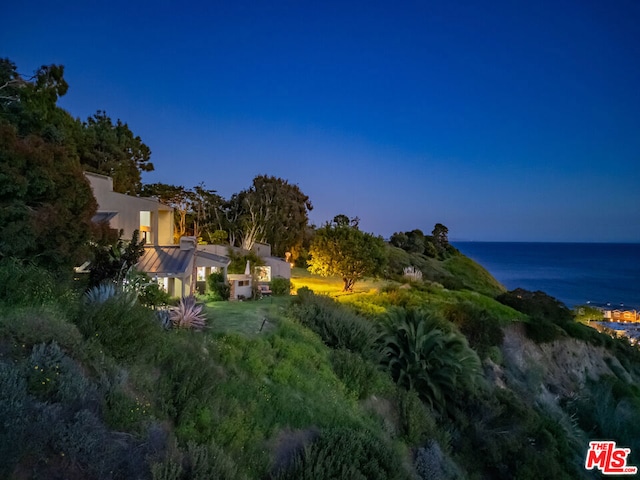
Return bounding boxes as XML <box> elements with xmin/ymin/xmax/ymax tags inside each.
<box><xmin>197</xmin><ymin>267</ymin><xmax>206</xmax><ymax>281</ymax></box>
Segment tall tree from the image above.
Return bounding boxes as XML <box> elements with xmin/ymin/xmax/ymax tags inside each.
<box><xmin>78</xmin><ymin>111</ymin><xmax>153</xmax><ymax>194</ymax></box>
<box><xmin>0</xmin><ymin>119</ymin><xmax>96</xmax><ymax>271</ymax></box>
<box><xmin>432</xmin><ymin>223</ymin><xmax>449</xmax><ymax>254</ymax></box>
<box><xmin>308</xmin><ymin>215</ymin><xmax>387</xmax><ymax>292</ymax></box>
<box><xmin>0</xmin><ymin>60</ymin><xmax>97</xmax><ymax>271</ymax></box>
<box><xmin>227</xmin><ymin>175</ymin><xmax>313</xmax><ymax>256</ymax></box>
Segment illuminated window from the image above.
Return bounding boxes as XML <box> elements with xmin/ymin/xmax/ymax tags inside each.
<box><xmin>140</xmin><ymin>211</ymin><xmax>151</xmax><ymax>243</ymax></box>
<box><xmin>256</xmin><ymin>266</ymin><xmax>271</xmax><ymax>282</ymax></box>
<box><xmin>197</xmin><ymin>267</ymin><xmax>206</xmax><ymax>281</ymax></box>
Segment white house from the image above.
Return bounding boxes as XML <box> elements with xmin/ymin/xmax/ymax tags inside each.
<box><xmin>86</xmin><ymin>173</ymin><xmax>230</xmax><ymax>297</ymax></box>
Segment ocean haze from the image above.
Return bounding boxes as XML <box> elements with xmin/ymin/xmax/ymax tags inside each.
<box><xmin>455</xmin><ymin>242</ymin><xmax>640</xmax><ymax>309</ymax></box>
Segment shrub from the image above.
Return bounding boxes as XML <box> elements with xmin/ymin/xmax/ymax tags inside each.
<box><xmin>272</xmin><ymin>427</ymin><xmax>410</xmax><ymax>480</ymax></box>
<box><xmin>290</xmin><ymin>291</ymin><xmax>380</xmax><ymax>356</ymax></box>
<box><xmin>523</xmin><ymin>317</ymin><xmax>563</xmax><ymax>344</ymax></box>
<box><xmin>206</xmin><ymin>272</ymin><xmax>230</xmax><ymax>301</ymax></box>
<box><xmin>497</xmin><ymin>288</ymin><xmax>572</xmax><ymax>326</ymax></box>
<box><xmin>414</xmin><ymin>440</ymin><xmax>462</xmax><ymax>480</ymax></box>
<box><xmin>169</xmin><ymin>296</ymin><xmax>207</xmax><ymax>330</ymax></box>
<box><xmin>396</xmin><ymin>388</ymin><xmax>438</xmax><ymax>446</ymax></box>
<box><xmin>76</xmin><ymin>295</ymin><xmax>159</xmax><ymax>361</ymax></box>
<box><xmin>270</xmin><ymin>277</ymin><xmax>291</xmax><ymax>296</ymax></box>
<box><xmin>380</xmin><ymin>308</ymin><xmax>481</xmax><ymax>412</ymax></box>
<box><xmin>330</xmin><ymin>349</ymin><xmax>382</xmax><ymax>400</ymax></box>
<box><xmin>444</xmin><ymin>301</ymin><xmax>504</xmax><ymax>358</ymax></box>
<box><xmin>0</xmin><ymin>257</ymin><xmax>63</xmax><ymax>306</ymax></box>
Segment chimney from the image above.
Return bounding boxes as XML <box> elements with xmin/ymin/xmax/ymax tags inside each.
<box><xmin>179</xmin><ymin>236</ymin><xmax>196</xmax><ymax>251</ymax></box>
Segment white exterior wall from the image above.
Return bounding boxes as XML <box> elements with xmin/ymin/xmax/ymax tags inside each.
<box><xmin>86</xmin><ymin>172</ymin><xmax>173</xmax><ymax>245</ymax></box>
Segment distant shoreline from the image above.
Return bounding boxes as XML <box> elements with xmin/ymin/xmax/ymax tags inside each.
<box><xmin>454</xmin><ymin>242</ymin><xmax>640</xmax><ymax>310</ymax></box>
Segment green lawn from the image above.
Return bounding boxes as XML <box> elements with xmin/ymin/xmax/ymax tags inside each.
<box><xmin>204</xmin><ymin>296</ymin><xmax>291</xmax><ymax>336</ymax></box>
<box><xmin>202</xmin><ymin>268</ymin><xmax>387</xmax><ymax>336</ymax></box>
<box><xmin>290</xmin><ymin>267</ymin><xmax>385</xmax><ymax>296</ymax></box>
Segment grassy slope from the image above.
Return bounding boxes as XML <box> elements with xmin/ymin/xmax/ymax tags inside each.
<box><xmin>4</xmin><ymin>251</ymin><xmax>639</xmax><ymax>479</ymax></box>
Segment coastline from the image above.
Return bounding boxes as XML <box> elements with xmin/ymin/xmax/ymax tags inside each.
<box><xmin>454</xmin><ymin>242</ymin><xmax>640</xmax><ymax>309</ymax></box>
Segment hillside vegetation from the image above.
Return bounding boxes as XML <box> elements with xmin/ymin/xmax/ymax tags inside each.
<box><xmin>1</xmin><ymin>252</ymin><xmax>640</xmax><ymax>480</ymax></box>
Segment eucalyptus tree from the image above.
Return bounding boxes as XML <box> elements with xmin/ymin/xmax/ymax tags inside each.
<box><xmin>227</xmin><ymin>175</ymin><xmax>312</xmax><ymax>256</ymax></box>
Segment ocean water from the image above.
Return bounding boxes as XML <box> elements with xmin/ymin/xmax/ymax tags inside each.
<box><xmin>454</xmin><ymin>242</ymin><xmax>640</xmax><ymax>309</ymax></box>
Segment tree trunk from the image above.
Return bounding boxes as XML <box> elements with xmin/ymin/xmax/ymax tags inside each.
<box><xmin>343</xmin><ymin>277</ymin><xmax>355</xmax><ymax>292</ymax></box>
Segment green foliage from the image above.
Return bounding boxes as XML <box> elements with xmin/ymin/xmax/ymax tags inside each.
<box><xmin>497</xmin><ymin>288</ymin><xmax>573</xmax><ymax>325</ymax></box>
<box><xmin>270</xmin><ymin>277</ymin><xmax>291</xmax><ymax>296</ymax></box>
<box><xmin>0</xmin><ymin>306</ymin><xmax>85</xmax><ymax>355</ymax></box>
<box><xmin>442</xmin><ymin>254</ymin><xmax>505</xmax><ymax>297</ymax></box>
<box><xmin>272</xmin><ymin>427</ymin><xmax>410</xmax><ymax>480</ymax></box>
<box><xmin>455</xmin><ymin>388</ymin><xmax>580</xmax><ymax>479</ymax></box>
<box><xmin>77</xmin><ymin>294</ymin><xmax>159</xmax><ymax>361</ymax></box>
<box><xmin>395</xmin><ymin>388</ymin><xmax>439</xmax><ymax>446</ymax></box>
<box><xmin>226</xmin><ymin>175</ymin><xmax>313</xmax><ymax>256</ymax></box>
<box><xmin>290</xmin><ymin>290</ymin><xmax>380</xmax><ymax>356</ymax></box>
<box><xmin>0</xmin><ymin>257</ymin><xmax>61</xmax><ymax>306</ymax></box>
<box><xmin>0</xmin><ymin>336</ymin><xmax>149</xmax><ymax>480</ymax></box>
<box><xmin>88</xmin><ymin>230</ymin><xmax>146</xmax><ymax>288</ymax></box>
<box><xmin>308</xmin><ymin>215</ymin><xmax>387</xmax><ymax>292</ymax></box>
<box><xmin>0</xmin><ymin>122</ymin><xmax>96</xmax><ymax>271</ymax></box>
<box><xmin>563</xmin><ymin>376</ymin><xmax>640</xmax><ymax>458</ymax></box>
<box><xmin>380</xmin><ymin>308</ymin><xmax>481</xmax><ymax>412</ymax></box>
<box><xmin>573</xmin><ymin>305</ymin><xmax>604</xmax><ymax>323</ymax></box>
<box><xmin>444</xmin><ymin>301</ymin><xmax>505</xmax><ymax>358</ymax></box>
<box><xmin>206</xmin><ymin>271</ymin><xmax>231</xmax><ymax>301</ymax></box>
<box><xmin>227</xmin><ymin>249</ymin><xmax>263</xmax><ymax>274</ymax></box>
<box><xmin>78</xmin><ymin>110</ymin><xmax>154</xmax><ymax>194</ymax></box>
<box><xmin>330</xmin><ymin>349</ymin><xmax>384</xmax><ymax>400</ymax></box>
<box><xmin>169</xmin><ymin>296</ymin><xmax>207</xmax><ymax>330</ymax></box>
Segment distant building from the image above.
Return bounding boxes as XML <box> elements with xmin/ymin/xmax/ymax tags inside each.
<box><xmin>603</xmin><ymin>308</ymin><xmax>639</xmax><ymax>323</ymax></box>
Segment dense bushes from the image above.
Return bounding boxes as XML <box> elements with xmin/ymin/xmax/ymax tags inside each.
<box><xmin>380</xmin><ymin>308</ymin><xmax>481</xmax><ymax>412</ymax></box>
<box><xmin>0</xmin><ymin>257</ymin><xmax>71</xmax><ymax>307</ymax></box>
<box><xmin>270</xmin><ymin>277</ymin><xmax>291</xmax><ymax>296</ymax></box>
<box><xmin>272</xmin><ymin>427</ymin><xmax>411</xmax><ymax>480</ymax></box>
<box><xmin>289</xmin><ymin>290</ymin><xmax>380</xmax><ymax>356</ymax></box>
<box><xmin>76</xmin><ymin>292</ymin><xmax>159</xmax><ymax>361</ymax></box>
<box><xmin>0</xmin><ymin>342</ymin><xmax>150</xmax><ymax>479</ymax></box>
<box><xmin>206</xmin><ymin>272</ymin><xmax>230</xmax><ymax>301</ymax></box>
<box><xmin>497</xmin><ymin>288</ymin><xmax>573</xmax><ymax>326</ymax></box>
<box><xmin>444</xmin><ymin>301</ymin><xmax>504</xmax><ymax>358</ymax></box>
<box><xmin>330</xmin><ymin>348</ymin><xmax>385</xmax><ymax>400</ymax></box>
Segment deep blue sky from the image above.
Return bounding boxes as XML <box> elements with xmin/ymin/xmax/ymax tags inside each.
<box><xmin>4</xmin><ymin>0</ymin><xmax>640</xmax><ymax>241</ymax></box>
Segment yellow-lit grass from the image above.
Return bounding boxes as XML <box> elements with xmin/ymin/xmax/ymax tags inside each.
<box><xmin>290</xmin><ymin>268</ymin><xmax>383</xmax><ymax>297</ymax></box>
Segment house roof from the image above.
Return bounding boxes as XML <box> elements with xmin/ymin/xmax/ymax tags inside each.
<box><xmin>92</xmin><ymin>211</ymin><xmax>118</xmax><ymax>223</ymax></box>
<box><xmin>137</xmin><ymin>246</ymin><xmax>194</xmax><ymax>277</ymax></box>
<box><xmin>196</xmin><ymin>250</ymin><xmax>231</xmax><ymax>267</ymax></box>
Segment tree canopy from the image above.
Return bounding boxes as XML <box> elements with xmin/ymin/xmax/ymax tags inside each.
<box><xmin>227</xmin><ymin>175</ymin><xmax>313</xmax><ymax>256</ymax></box>
<box><xmin>78</xmin><ymin>111</ymin><xmax>153</xmax><ymax>194</ymax></box>
<box><xmin>308</xmin><ymin>215</ymin><xmax>387</xmax><ymax>292</ymax></box>
<box><xmin>0</xmin><ymin>60</ymin><xmax>96</xmax><ymax>271</ymax></box>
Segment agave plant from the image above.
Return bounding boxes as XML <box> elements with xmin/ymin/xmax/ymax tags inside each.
<box><xmin>380</xmin><ymin>308</ymin><xmax>481</xmax><ymax>412</ymax></box>
<box><xmin>84</xmin><ymin>280</ymin><xmax>138</xmax><ymax>309</ymax></box>
<box><xmin>169</xmin><ymin>296</ymin><xmax>207</xmax><ymax>330</ymax></box>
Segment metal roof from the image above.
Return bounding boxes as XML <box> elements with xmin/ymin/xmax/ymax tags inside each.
<box><xmin>92</xmin><ymin>211</ymin><xmax>118</xmax><ymax>223</ymax></box>
<box><xmin>137</xmin><ymin>246</ymin><xmax>193</xmax><ymax>276</ymax></box>
<box><xmin>196</xmin><ymin>250</ymin><xmax>231</xmax><ymax>266</ymax></box>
